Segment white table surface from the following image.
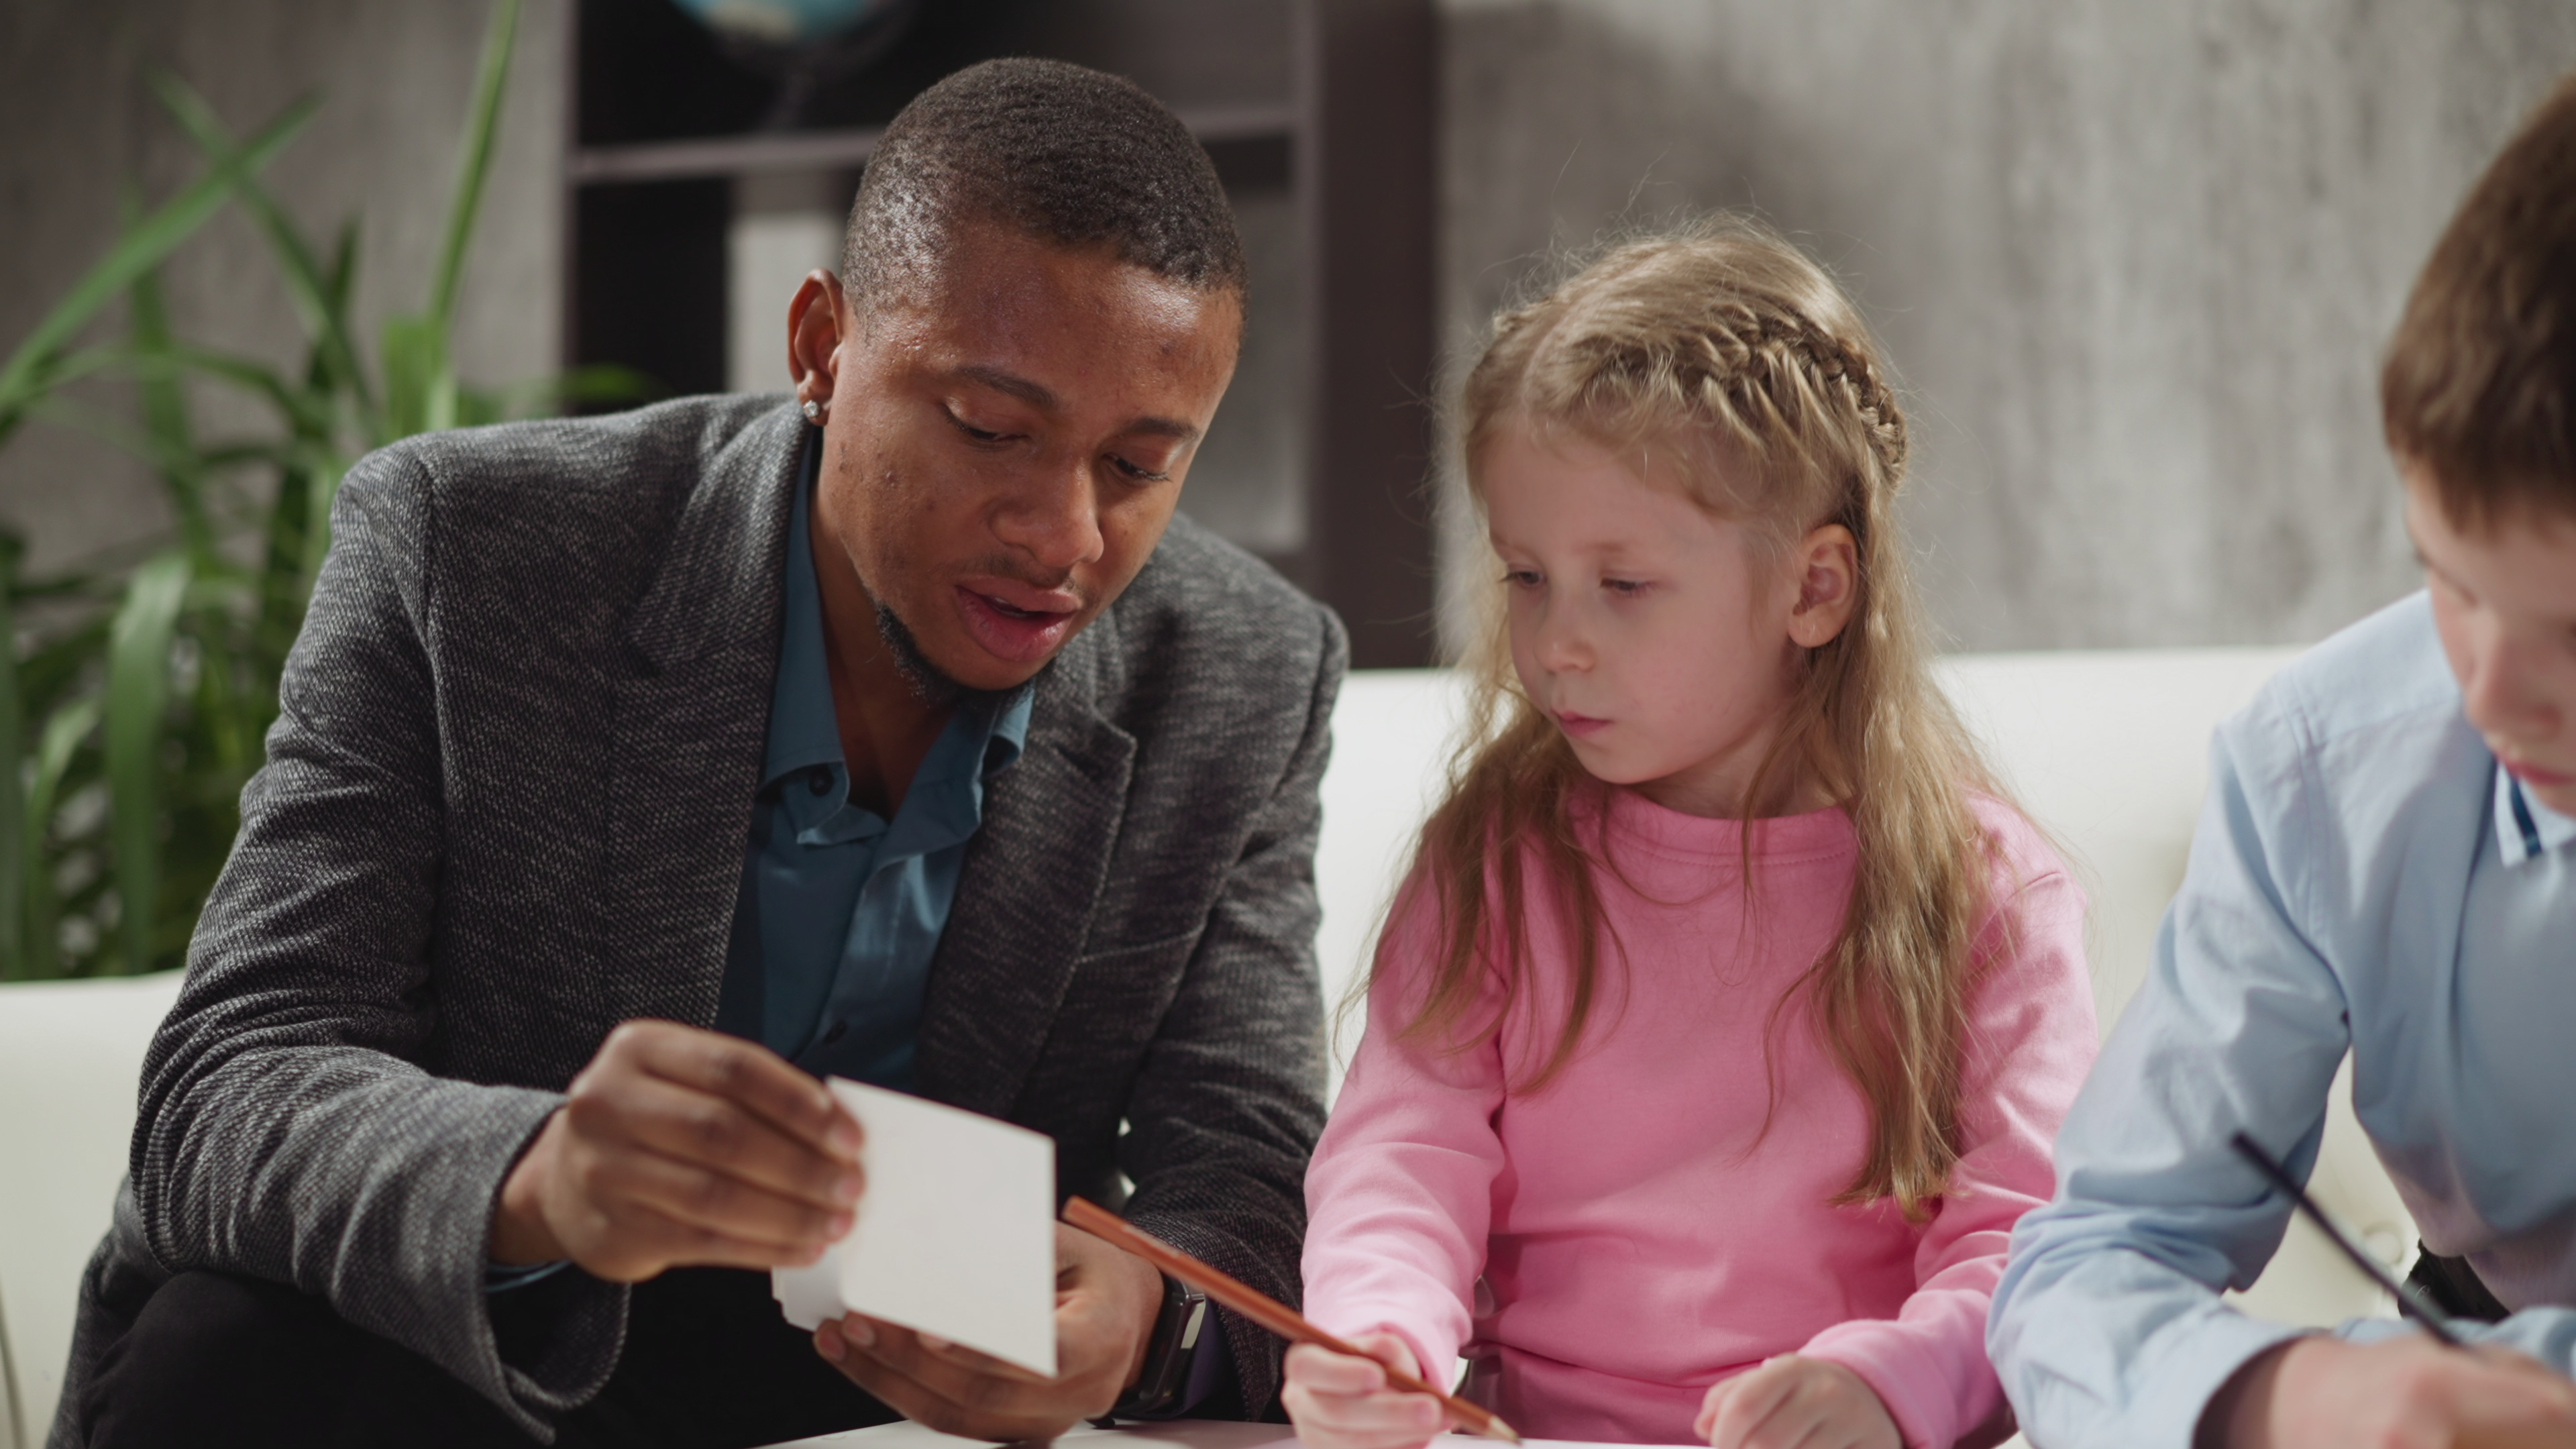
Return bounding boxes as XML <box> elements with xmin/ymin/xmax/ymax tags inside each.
<box><xmin>757</xmin><ymin>1417</ymin><xmax>1705</xmax><ymax>1449</ymax></box>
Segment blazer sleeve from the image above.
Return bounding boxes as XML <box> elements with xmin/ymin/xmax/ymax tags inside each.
<box><xmin>1114</xmin><ymin>601</ymin><xmax>1346</xmax><ymax>1418</ymax></box>
<box><xmin>128</xmin><ymin>448</ymin><xmax>623</xmax><ymax>1438</ymax></box>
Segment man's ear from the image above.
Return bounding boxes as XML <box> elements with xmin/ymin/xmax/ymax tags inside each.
<box><xmin>1786</xmin><ymin>523</ymin><xmax>1859</xmax><ymax>649</ymax></box>
<box><xmin>788</xmin><ymin>270</ymin><xmax>847</xmax><ymax>411</ymax></box>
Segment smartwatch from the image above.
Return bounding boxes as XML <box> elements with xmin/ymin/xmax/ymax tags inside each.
<box><xmin>1110</xmin><ymin>1273</ymin><xmax>1210</xmax><ymax>1419</ymax></box>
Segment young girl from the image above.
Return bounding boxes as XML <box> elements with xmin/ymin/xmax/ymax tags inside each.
<box><xmin>1287</xmin><ymin>221</ymin><xmax>2098</xmax><ymax>1449</ymax></box>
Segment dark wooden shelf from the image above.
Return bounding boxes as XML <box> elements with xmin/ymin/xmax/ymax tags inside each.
<box><xmin>572</xmin><ymin>103</ymin><xmax>1298</xmax><ymax>185</ymax></box>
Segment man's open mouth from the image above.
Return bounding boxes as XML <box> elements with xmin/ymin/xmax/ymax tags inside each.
<box><xmin>979</xmin><ymin>593</ymin><xmax>1054</xmax><ymax>621</ymax></box>
<box><xmin>954</xmin><ymin>584</ymin><xmax>1080</xmax><ymax>665</ymax></box>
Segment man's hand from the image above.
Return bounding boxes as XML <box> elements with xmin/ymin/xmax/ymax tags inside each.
<box><xmin>2212</xmin><ymin>1333</ymin><xmax>2576</xmax><ymax>1449</ymax></box>
<box><xmin>1282</xmin><ymin>1333</ymin><xmax>1444</xmax><ymax>1449</ymax></box>
<box><xmin>814</xmin><ymin>1220</ymin><xmax>1164</xmax><ymax>1440</ymax></box>
<box><xmin>1695</xmin><ymin>1356</ymin><xmax>1900</xmax><ymax>1449</ymax></box>
<box><xmin>491</xmin><ymin>1020</ymin><xmax>865</xmax><ymax>1282</ymax></box>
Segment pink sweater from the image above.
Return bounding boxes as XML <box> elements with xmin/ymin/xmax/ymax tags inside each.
<box><xmin>1302</xmin><ymin>792</ymin><xmax>2095</xmax><ymax>1448</ymax></box>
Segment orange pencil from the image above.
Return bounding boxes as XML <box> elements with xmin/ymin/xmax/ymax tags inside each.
<box><xmin>1063</xmin><ymin>1197</ymin><xmax>1522</xmax><ymax>1443</ymax></box>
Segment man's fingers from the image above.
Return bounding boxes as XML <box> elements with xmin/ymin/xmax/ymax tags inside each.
<box><xmin>847</xmin><ymin>1318</ymin><xmax>1055</xmax><ymax>1399</ymax></box>
<box><xmin>828</xmin><ymin>1320</ymin><xmax>1074</xmax><ymax>1442</ymax></box>
<box><xmin>612</xmin><ymin>1020</ymin><xmax>863</xmax><ymax>1159</ymax></box>
<box><xmin>865</xmin><ymin>1319</ymin><xmax>1055</xmax><ymax>1386</ymax></box>
<box><xmin>531</xmin><ymin>1020</ymin><xmax>875</xmax><ymax>1282</ymax></box>
<box><xmin>598</xmin><ymin>1141</ymin><xmax>853</xmax><ymax>1252</ymax></box>
<box><xmin>594</xmin><ymin>1071</ymin><xmax>865</xmax><ymax>1212</ymax></box>
<box><xmin>576</xmin><ymin>1199</ymin><xmax>835</xmax><ymax>1280</ymax></box>
<box><xmin>814</xmin><ymin>1220</ymin><xmax>1151</xmax><ymax>1440</ymax></box>
<box><xmin>841</xmin><ymin>1357</ymin><xmax>1069</xmax><ymax>1443</ymax></box>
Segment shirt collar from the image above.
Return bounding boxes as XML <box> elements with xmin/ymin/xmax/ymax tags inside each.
<box><xmin>2493</xmin><ymin>759</ymin><xmax>2576</xmax><ymax>867</ymax></box>
<box><xmin>761</xmin><ymin>436</ymin><xmax>843</xmax><ymax>790</ymax></box>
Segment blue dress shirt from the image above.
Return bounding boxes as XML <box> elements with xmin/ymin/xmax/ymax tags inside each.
<box><xmin>710</xmin><ymin>445</ymin><xmax>1032</xmax><ymax>1085</ymax></box>
<box><xmin>1990</xmin><ymin>593</ymin><xmax>2576</xmax><ymax>1449</ymax></box>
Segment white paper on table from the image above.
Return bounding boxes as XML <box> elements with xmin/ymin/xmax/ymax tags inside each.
<box><xmin>772</xmin><ymin>1079</ymin><xmax>1058</xmax><ymax>1377</ymax></box>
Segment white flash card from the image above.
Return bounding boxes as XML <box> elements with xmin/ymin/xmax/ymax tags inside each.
<box><xmin>773</xmin><ymin>1079</ymin><xmax>1059</xmax><ymax>1377</ymax></box>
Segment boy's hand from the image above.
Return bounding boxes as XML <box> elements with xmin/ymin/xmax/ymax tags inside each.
<box><xmin>1697</xmin><ymin>1355</ymin><xmax>1900</xmax><ymax>1449</ymax></box>
<box><xmin>1283</xmin><ymin>1333</ymin><xmax>1444</xmax><ymax>1449</ymax></box>
<box><xmin>2213</xmin><ymin>1333</ymin><xmax>2576</xmax><ymax>1449</ymax></box>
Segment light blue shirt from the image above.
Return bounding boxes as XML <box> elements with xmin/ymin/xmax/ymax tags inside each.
<box><xmin>712</xmin><ymin>443</ymin><xmax>1032</xmax><ymax>1087</ymax></box>
<box><xmin>1990</xmin><ymin>593</ymin><xmax>2576</xmax><ymax>1449</ymax></box>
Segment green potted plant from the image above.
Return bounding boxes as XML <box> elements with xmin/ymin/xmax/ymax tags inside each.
<box><xmin>0</xmin><ymin>0</ymin><xmax>647</xmax><ymax>982</ymax></box>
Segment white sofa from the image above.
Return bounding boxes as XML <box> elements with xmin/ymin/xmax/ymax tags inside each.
<box><xmin>0</xmin><ymin>647</ymin><xmax>2418</xmax><ymax>1448</ymax></box>
<box><xmin>0</xmin><ymin>971</ymin><xmax>187</xmax><ymax>1449</ymax></box>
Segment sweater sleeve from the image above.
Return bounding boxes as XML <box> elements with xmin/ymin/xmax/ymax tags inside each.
<box><xmin>1799</xmin><ymin>816</ymin><xmax>2099</xmax><ymax>1449</ymax></box>
<box><xmin>1299</xmin><ymin>879</ymin><xmax>1508</xmax><ymax>1381</ymax></box>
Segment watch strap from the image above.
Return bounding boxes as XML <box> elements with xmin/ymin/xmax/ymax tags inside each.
<box><xmin>1110</xmin><ymin>1273</ymin><xmax>1210</xmax><ymax>1419</ymax></box>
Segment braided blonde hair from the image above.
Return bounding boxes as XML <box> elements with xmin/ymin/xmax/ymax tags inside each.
<box><xmin>1393</xmin><ymin>217</ymin><xmax>2006</xmax><ymax>1218</ymax></box>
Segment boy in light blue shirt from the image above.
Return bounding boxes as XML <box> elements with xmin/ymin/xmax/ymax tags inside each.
<box><xmin>1990</xmin><ymin>76</ymin><xmax>2576</xmax><ymax>1449</ymax></box>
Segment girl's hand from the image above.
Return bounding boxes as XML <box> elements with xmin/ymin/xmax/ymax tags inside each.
<box><xmin>1282</xmin><ymin>1332</ymin><xmax>1446</xmax><ymax>1449</ymax></box>
<box><xmin>1696</xmin><ymin>1355</ymin><xmax>1900</xmax><ymax>1449</ymax></box>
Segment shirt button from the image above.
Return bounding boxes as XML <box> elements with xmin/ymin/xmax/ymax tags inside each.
<box><xmin>823</xmin><ymin>1021</ymin><xmax>847</xmax><ymax>1044</ymax></box>
<box><xmin>808</xmin><ymin>768</ymin><xmax>831</xmax><ymax>796</ymax></box>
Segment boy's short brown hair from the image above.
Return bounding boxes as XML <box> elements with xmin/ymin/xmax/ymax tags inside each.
<box><xmin>2383</xmin><ymin>74</ymin><xmax>2576</xmax><ymax>527</ymax></box>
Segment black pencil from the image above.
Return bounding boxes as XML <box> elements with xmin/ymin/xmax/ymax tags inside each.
<box><xmin>2229</xmin><ymin>1130</ymin><xmax>2462</xmax><ymax>1346</ymax></box>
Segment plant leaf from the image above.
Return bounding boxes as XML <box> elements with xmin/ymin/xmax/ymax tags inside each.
<box><xmin>299</xmin><ymin>455</ymin><xmax>347</xmax><ymax>604</ymax></box>
<box><xmin>111</xmin><ymin>339</ymin><xmax>335</xmax><ymax>438</ymax></box>
<box><xmin>378</xmin><ymin>313</ymin><xmax>455</xmax><ymax>441</ymax></box>
<box><xmin>23</xmin><ymin>697</ymin><xmax>101</xmax><ymax>982</ymax></box>
<box><xmin>124</xmin><ymin>239</ymin><xmax>219</xmax><ymax>564</ymax></box>
<box><xmin>429</xmin><ymin>0</ymin><xmax>521</xmax><ymax>333</ymax></box>
<box><xmin>0</xmin><ymin>534</ymin><xmax>24</xmax><ymax>978</ymax></box>
<box><xmin>149</xmin><ymin>72</ymin><xmax>375</xmax><ymax>417</ymax></box>
<box><xmin>105</xmin><ymin>552</ymin><xmax>192</xmax><ymax>975</ymax></box>
<box><xmin>0</xmin><ymin>93</ymin><xmax>316</xmax><ymax>445</ymax></box>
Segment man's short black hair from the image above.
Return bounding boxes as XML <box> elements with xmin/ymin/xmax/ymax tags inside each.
<box><xmin>843</xmin><ymin>58</ymin><xmax>1246</xmax><ymax>311</ymax></box>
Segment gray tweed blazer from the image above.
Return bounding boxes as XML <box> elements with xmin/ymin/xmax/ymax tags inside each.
<box><xmin>54</xmin><ymin>395</ymin><xmax>1342</xmax><ymax>1444</ymax></box>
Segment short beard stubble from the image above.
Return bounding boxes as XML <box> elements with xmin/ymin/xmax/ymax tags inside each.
<box><xmin>873</xmin><ymin>598</ymin><xmax>982</xmax><ymax>708</ymax></box>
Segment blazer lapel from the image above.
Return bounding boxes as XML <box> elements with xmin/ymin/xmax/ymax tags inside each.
<box><xmin>589</xmin><ymin>409</ymin><xmax>802</xmax><ymax>1031</ymax></box>
<box><xmin>916</xmin><ymin>624</ymin><xmax>1137</xmax><ymax>1119</ymax></box>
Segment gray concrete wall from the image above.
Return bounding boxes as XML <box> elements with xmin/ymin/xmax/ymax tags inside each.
<box><xmin>1438</xmin><ymin>0</ymin><xmax>2576</xmax><ymax>653</ymax></box>
<box><xmin>13</xmin><ymin>2</ymin><xmax>2576</xmax><ymax>653</ymax></box>
<box><xmin>0</xmin><ymin>0</ymin><xmax>563</xmax><ymax>576</ymax></box>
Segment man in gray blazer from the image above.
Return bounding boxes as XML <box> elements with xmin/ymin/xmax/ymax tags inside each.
<box><xmin>61</xmin><ymin>59</ymin><xmax>1342</xmax><ymax>1449</ymax></box>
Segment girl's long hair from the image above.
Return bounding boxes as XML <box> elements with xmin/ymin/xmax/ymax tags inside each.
<box><xmin>1391</xmin><ymin>217</ymin><xmax>2009</xmax><ymax>1220</ymax></box>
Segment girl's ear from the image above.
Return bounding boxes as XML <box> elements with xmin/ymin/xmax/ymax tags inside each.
<box><xmin>1786</xmin><ymin>523</ymin><xmax>1860</xmax><ymax>649</ymax></box>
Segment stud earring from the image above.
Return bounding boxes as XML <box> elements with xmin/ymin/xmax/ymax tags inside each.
<box><xmin>801</xmin><ymin>398</ymin><xmax>825</xmax><ymax>423</ymax></box>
